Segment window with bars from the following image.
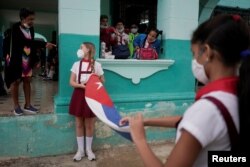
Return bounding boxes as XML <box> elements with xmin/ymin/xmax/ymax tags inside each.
<box><xmin>111</xmin><ymin>0</ymin><xmax>157</xmax><ymax>30</ymax></box>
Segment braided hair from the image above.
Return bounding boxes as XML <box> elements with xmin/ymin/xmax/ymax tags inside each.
<box><xmin>83</xmin><ymin>42</ymin><xmax>96</xmax><ymax>73</ymax></box>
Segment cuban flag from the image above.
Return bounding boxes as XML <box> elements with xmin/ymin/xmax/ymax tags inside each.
<box><xmin>85</xmin><ymin>74</ymin><xmax>132</xmax><ymax>141</ymax></box>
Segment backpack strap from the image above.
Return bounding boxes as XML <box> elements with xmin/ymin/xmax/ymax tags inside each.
<box><xmin>204</xmin><ymin>96</ymin><xmax>239</xmax><ymax>151</ymax></box>
<box><xmin>78</xmin><ymin>60</ymin><xmax>92</xmax><ymax>84</ymax></box>
<box><xmin>142</xmin><ymin>35</ymin><xmax>147</xmax><ymax>48</ymax></box>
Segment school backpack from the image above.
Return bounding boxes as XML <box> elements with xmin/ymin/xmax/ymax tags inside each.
<box><xmin>135</xmin><ymin>47</ymin><xmax>158</xmax><ymax>60</ymax></box>
<box><xmin>135</xmin><ymin>30</ymin><xmax>163</xmax><ymax>60</ymax></box>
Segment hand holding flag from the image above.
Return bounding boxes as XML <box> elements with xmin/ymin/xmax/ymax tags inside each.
<box><xmin>85</xmin><ymin>74</ymin><xmax>132</xmax><ymax>141</ymax></box>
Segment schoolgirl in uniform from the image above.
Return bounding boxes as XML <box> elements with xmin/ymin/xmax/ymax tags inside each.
<box><xmin>69</xmin><ymin>42</ymin><xmax>104</xmax><ymax>161</ymax></box>
<box><xmin>120</xmin><ymin>14</ymin><xmax>250</xmax><ymax>167</ymax></box>
<box><xmin>133</xmin><ymin>27</ymin><xmax>161</xmax><ymax>55</ymax></box>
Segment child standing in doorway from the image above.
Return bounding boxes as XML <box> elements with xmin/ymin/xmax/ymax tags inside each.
<box><xmin>69</xmin><ymin>42</ymin><xmax>104</xmax><ymax>161</ymax></box>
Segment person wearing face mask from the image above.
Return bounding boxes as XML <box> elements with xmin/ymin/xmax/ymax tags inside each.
<box><xmin>110</xmin><ymin>19</ymin><xmax>130</xmax><ymax>59</ymax></box>
<box><xmin>133</xmin><ymin>27</ymin><xmax>161</xmax><ymax>59</ymax></box>
<box><xmin>119</xmin><ymin>14</ymin><xmax>250</xmax><ymax>167</ymax></box>
<box><xmin>69</xmin><ymin>42</ymin><xmax>104</xmax><ymax>161</ymax></box>
<box><xmin>128</xmin><ymin>24</ymin><xmax>140</xmax><ymax>58</ymax></box>
<box><xmin>3</xmin><ymin>8</ymin><xmax>55</xmax><ymax>116</ymax></box>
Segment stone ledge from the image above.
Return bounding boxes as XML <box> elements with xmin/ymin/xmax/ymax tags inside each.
<box><xmin>97</xmin><ymin>59</ymin><xmax>175</xmax><ymax>84</ymax></box>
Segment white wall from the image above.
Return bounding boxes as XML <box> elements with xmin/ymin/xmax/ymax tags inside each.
<box><xmin>157</xmin><ymin>0</ymin><xmax>199</xmax><ymax>40</ymax></box>
<box><xmin>59</xmin><ymin>0</ymin><xmax>100</xmax><ymax>35</ymax></box>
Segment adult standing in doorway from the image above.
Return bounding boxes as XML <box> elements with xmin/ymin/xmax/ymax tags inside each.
<box><xmin>3</xmin><ymin>8</ymin><xmax>55</xmax><ymax>116</ymax></box>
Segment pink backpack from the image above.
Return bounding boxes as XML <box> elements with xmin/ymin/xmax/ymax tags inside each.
<box><xmin>135</xmin><ymin>48</ymin><xmax>158</xmax><ymax>60</ymax></box>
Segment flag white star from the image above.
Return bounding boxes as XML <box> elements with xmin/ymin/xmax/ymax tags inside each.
<box><xmin>96</xmin><ymin>82</ymin><xmax>103</xmax><ymax>90</ymax></box>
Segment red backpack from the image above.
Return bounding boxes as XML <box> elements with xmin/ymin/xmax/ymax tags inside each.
<box><xmin>135</xmin><ymin>48</ymin><xmax>158</xmax><ymax>60</ymax></box>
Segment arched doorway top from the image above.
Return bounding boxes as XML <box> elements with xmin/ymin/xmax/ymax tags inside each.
<box><xmin>199</xmin><ymin>0</ymin><xmax>220</xmax><ymax>24</ymax></box>
<box><xmin>34</xmin><ymin>33</ymin><xmax>47</xmax><ymax>42</ymax></box>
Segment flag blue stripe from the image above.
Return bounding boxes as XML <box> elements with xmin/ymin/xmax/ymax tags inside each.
<box><xmin>102</xmin><ymin>104</ymin><xmax>121</xmax><ymax>126</ymax></box>
<box><xmin>102</xmin><ymin>104</ymin><xmax>132</xmax><ymax>141</ymax></box>
<box><xmin>115</xmin><ymin>130</ymin><xmax>132</xmax><ymax>141</ymax></box>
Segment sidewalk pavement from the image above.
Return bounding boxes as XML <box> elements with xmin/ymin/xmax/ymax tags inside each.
<box><xmin>0</xmin><ymin>141</ymin><xmax>174</xmax><ymax>167</ymax></box>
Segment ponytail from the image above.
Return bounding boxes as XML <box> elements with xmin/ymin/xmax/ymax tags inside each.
<box><xmin>83</xmin><ymin>42</ymin><xmax>96</xmax><ymax>73</ymax></box>
<box><xmin>90</xmin><ymin>58</ymin><xmax>95</xmax><ymax>73</ymax></box>
<box><xmin>89</xmin><ymin>44</ymin><xmax>95</xmax><ymax>74</ymax></box>
<box><xmin>238</xmin><ymin>50</ymin><xmax>250</xmax><ymax>152</ymax></box>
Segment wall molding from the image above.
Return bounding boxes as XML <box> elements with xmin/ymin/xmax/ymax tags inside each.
<box><xmin>97</xmin><ymin>59</ymin><xmax>175</xmax><ymax>84</ymax></box>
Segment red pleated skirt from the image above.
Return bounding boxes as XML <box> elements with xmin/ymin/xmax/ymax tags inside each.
<box><xmin>69</xmin><ymin>88</ymin><xmax>96</xmax><ymax>118</ymax></box>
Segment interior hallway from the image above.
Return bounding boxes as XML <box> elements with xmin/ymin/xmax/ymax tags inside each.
<box><xmin>0</xmin><ymin>71</ymin><xmax>58</xmax><ymax>117</ymax></box>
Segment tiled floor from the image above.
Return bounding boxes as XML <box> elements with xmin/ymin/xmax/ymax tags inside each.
<box><xmin>0</xmin><ymin>73</ymin><xmax>58</xmax><ymax>117</ymax></box>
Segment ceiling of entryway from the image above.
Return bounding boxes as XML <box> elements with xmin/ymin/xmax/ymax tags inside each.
<box><xmin>0</xmin><ymin>0</ymin><xmax>58</xmax><ymax>13</ymax></box>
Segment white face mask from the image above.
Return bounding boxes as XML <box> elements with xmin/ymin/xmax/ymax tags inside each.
<box><xmin>23</xmin><ymin>23</ymin><xmax>30</xmax><ymax>29</ymax></box>
<box><xmin>118</xmin><ymin>27</ymin><xmax>124</xmax><ymax>33</ymax></box>
<box><xmin>100</xmin><ymin>25</ymin><xmax>108</xmax><ymax>29</ymax></box>
<box><xmin>77</xmin><ymin>49</ymin><xmax>84</xmax><ymax>59</ymax></box>
<box><xmin>131</xmin><ymin>28</ymin><xmax>138</xmax><ymax>34</ymax></box>
<box><xmin>191</xmin><ymin>59</ymin><xmax>209</xmax><ymax>84</ymax></box>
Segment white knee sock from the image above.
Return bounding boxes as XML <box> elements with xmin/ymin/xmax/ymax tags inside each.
<box><xmin>77</xmin><ymin>136</ymin><xmax>84</xmax><ymax>152</ymax></box>
<box><xmin>86</xmin><ymin>136</ymin><xmax>93</xmax><ymax>152</ymax></box>
<box><xmin>48</xmin><ymin>70</ymin><xmax>54</xmax><ymax>78</ymax></box>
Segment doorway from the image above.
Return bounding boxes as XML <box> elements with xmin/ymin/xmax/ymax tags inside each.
<box><xmin>110</xmin><ymin>0</ymin><xmax>158</xmax><ymax>31</ymax></box>
<box><xmin>0</xmin><ymin>0</ymin><xmax>58</xmax><ymax>116</ymax></box>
